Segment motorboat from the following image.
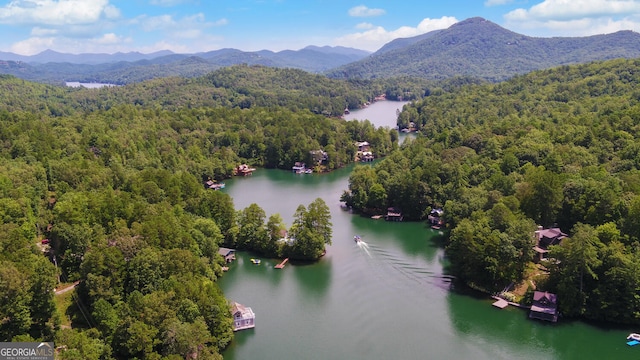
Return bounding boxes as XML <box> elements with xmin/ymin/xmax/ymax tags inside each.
<box><xmin>250</xmin><ymin>258</ymin><xmax>261</xmax><ymax>264</ymax></box>
<box><xmin>628</xmin><ymin>333</ymin><xmax>640</xmax><ymax>341</ymax></box>
<box><xmin>354</xmin><ymin>235</ymin><xmax>362</xmax><ymax>243</ymax></box>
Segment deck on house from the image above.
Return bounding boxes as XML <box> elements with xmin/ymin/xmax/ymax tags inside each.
<box><xmin>275</xmin><ymin>258</ymin><xmax>289</xmax><ymax>269</ymax></box>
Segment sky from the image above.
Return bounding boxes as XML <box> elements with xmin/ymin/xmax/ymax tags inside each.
<box><xmin>1</xmin><ymin>0</ymin><xmax>640</xmax><ymax>55</ymax></box>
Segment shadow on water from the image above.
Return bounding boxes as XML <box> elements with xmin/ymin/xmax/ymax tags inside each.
<box><xmin>446</xmin><ymin>284</ymin><xmax>637</xmax><ymax>360</ymax></box>
<box><xmin>291</xmin><ymin>257</ymin><xmax>332</xmax><ymax>298</ymax></box>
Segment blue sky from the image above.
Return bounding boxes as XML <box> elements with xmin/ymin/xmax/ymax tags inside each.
<box><xmin>1</xmin><ymin>0</ymin><xmax>639</xmax><ymax>55</ymax></box>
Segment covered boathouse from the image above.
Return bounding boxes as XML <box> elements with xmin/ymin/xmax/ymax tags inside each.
<box><xmin>231</xmin><ymin>302</ymin><xmax>255</xmax><ymax>331</ymax></box>
<box><xmin>529</xmin><ymin>291</ymin><xmax>558</xmax><ymax>322</ymax></box>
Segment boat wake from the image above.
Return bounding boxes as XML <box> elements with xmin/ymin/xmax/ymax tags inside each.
<box><xmin>357</xmin><ymin>240</ymin><xmax>372</xmax><ymax>257</ymax></box>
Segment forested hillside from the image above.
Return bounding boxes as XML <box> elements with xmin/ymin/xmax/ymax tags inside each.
<box><xmin>0</xmin><ymin>66</ymin><xmax>428</xmax><ymax>118</ymax></box>
<box><xmin>328</xmin><ymin>17</ymin><xmax>640</xmax><ymax>82</ymax></box>
<box><xmin>343</xmin><ymin>58</ymin><xmax>640</xmax><ymax>324</ymax></box>
<box><xmin>0</xmin><ymin>66</ymin><xmax>401</xmax><ymax>358</ymax></box>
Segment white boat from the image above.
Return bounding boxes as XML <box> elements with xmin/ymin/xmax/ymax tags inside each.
<box><xmin>354</xmin><ymin>235</ymin><xmax>362</xmax><ymax>243</ymax></box>
<box><xmin>627</xmin><ymin>333</ymin><xmax>640</xmax><ymax>341</ymax></box>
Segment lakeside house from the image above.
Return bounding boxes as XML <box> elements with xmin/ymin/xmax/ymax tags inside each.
<box><xmin>356</xmin><ymin>141</ymin><xmax>370</xmax><ymax>152</ymax></box>
<box><xmin>533</xmin><ymin>227</ymin><xmax>568</xmax><ymax>262</ymax></box>
<box><xmin>218</xmin><ymin>247</ymin><xmax>236</xmax><ymax>263</ymax></box>
<box><xmin>231</xmin><ymin>302</ymin><xmax>255</xmax><ymax>331</ymax></box>
<box><xmin>292</xmin><ymin>162</ymin><xmax>307</xmax><ymax>173</ymax></box>
<box><xmin>204</xmin><ymin>179</ymin><xmax>225</xmax><ymax>190</ymax></box>
<box><xmin>529</xmin><ymin>291</ymin><xmax>559</xmax><ymax>322</ymax></box>
<box><xmin>310</xmin><ymin>150</ymin><xmax>328</xmax><ymax>166</ymax></box>
<box><xmin>385</xmin><ymin>207</ymin><xmax>403</xmax><ymax>222</ymax></box>
<box><xmin>235</xmin><ymin>164</ymin><xmax>256</xmax><ymax>176</ymax></box>
<box><xmin>428</xmin><ymin>208</ymin><xmax>444</xmax><ymax>229</ymax></box>
<box><xmin>356</xmin><ymin>141</ymin><xmax>374</xmax><ymax>162</ymax></box>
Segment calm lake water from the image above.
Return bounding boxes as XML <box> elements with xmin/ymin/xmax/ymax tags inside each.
<box><xmin>219</xmin><ymin>101</ymin><xmax>637</xmax><ymax>360</ymax></box>
<box><xmin>65</xmin><ymin>82</ymin><xmax>117</xmax><ymax>88</ymax></box>
<box><xmin>343</xmin><ymin>100</ymin><xmax>409</xmax><ymax>128</ymax></box>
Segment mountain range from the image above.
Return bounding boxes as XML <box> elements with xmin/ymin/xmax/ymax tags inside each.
<box><xmin>1</xmin><ymin>17</ymin><xmax>640</xmax><ymax>85</ymax></box>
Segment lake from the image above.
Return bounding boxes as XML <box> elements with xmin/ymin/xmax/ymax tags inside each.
<box><xmin>219</xmin><ymin>101</ymin><xmax>636</xmax><ymax>360</ymax></box>
<box><xmin>65</xmin><ymin>82</ymin><xmax>117</xmax><ymax>88</ymax></box>
<box><xmin>343</xmin><ymin>100</ymin><xmax>409</xmax><ymax>128</ymax></box>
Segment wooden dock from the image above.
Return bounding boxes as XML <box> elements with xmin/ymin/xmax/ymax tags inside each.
<box><xmin>491</xmin><ymin>295</ymin><xmax>530</xmax><ymax>310</ymax></box>
<box><xmin>275</xmin><ymin>258</ymin><xmax>289</xmax><ymax>269</ymax></box>
<box><xmin>492</xmin><ymin>298</ymin><xmax>509</xmax><ymax>309</ymax></box>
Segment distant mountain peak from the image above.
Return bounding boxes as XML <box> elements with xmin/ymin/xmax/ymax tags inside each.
<box><xmin>326</xmin><ymin>16</ymin><xmax>640</xmax><ymax>82</ymax></box>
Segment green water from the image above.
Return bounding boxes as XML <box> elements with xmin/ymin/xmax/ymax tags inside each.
<box><xmin>218</xmin><ymin>166</ymin><xmax>637</xmax><ymax>360</ymax></box>
<box><xmin>219</xmin><ymin>101</ymin><xmax>637</xmax><ymax>359</ymax></box>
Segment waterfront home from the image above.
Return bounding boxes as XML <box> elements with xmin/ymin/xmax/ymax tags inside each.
<box><xmin>356</xmin><ymin>141</ymin><xmax>370</xmax><ymax>152</ymax></box>
<box><xmin>428</xmin><ymin>208</ymin><xmax>444</xmax><ymax>228</ymax></box>
<box><xmin>235</xmin><ymin>164</ymin><xmax>256</xmax><ymax>176</ymax></box>
<box><xmin>292</xmin><ymin>162</ymin><xmax>307</xmax><ymax>173</ymax></box>
<box><xmin>385</xmin><ymin>207</ymin><xmax>403</xmax><ymax>222</ymax></box>
<box><xmin>204</xmin><ymin>180</ymin><xmax>225</xmax><ymax>190</ymax></box>
<box><xmin>533</xmin><ymin>227</ymin><xmax>568</xmax><ymax>262</ymax></box>
<box><xmin>231</xmin><ymin>302</ymin><xmax>255</xmax><ymax>331</ymax></box>
<box><xmin>218</xmin><ymin>247</ymin><xmax>236</xmax><ymax>263</ymax></box>
<box><xmin>529</xmin><ymin>291</ymin><xmax>558</xmax><ymax>322</ymax></box>
<box><xmin>360</xmin><ymin>151</ymin><xmax>374</xmax><ymax>162</ymax></box>
<box><xmin>310</xmin><ymin>150</ymin><xmax>328</xmax><ymax>165</ymax></box>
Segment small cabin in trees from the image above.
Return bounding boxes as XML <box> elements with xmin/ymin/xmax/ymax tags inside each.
<box><xmin>533</xmin><ymin>227</ymin><xmax>567</xmax><ymax>262</ymax></box>
<box><xmin>310</xmin><ymin>150</ymin><xmax>328</xmax><ymax>165</ymax></box>
<box><xmin>231</xmin><ymin>302</ymin><xmax>255</xmax><ymax>331</ymax></box>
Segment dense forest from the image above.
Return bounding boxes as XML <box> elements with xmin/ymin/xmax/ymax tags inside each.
<box><xmin>7</xmin><ymin>49</ymin><xmax>640</xmax><ymax>358</ymax></box>
<box><xmin>0</xmin><ymin>66</ymin><xmax>400</xmax><ymax>358</ymax></box>
<box><xmin>343</xmin><ymin>58</ymin><xmax>640</xmax><ymax>324</ymax></box>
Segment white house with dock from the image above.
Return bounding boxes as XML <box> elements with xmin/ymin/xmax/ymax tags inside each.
<box><xmin>231</xmin><ymin>302</ymin><xmax>255</xmax><ymax>331</ymax></box>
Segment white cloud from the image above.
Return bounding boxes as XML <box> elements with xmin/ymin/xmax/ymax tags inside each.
<box><xmin>356</xmin><ymin>22</ymin><xmax>374</xmax><ymax>30</ymax></box>
<box><xmin>95</xmin><ymin>32</ymin><xmax>121</xmax><ymax>44</ymax></box>
<box><xmin>348</xmin><ymin>5</ymin><xmax>385</xmax><ymax>17</ymax></box>
<box><xmin>504</xmin><ymin>0</ymin><xmax>640</xmax><ymax>36</ymax></box>
<box><xmin>0</xmin><ymin>0</ymin><xmax>120</xmax><ymax>26</ymax></box>
<box><xmin>505</xmin><ymin>0</ymin><xmax>640</xmax><ymax>21</ymax></box>
<box><xmin>485</xmin><ymin>0</ymin><xmax>513</xmax><ymax>6</ymax></box>
<box><xmin>10</xmin><ymin>32</ymin><xmax>132</xmax><ymax>55</ymax></box>
<box><xmin>11</xmin><ymin>36</ymin><xmax>55</xmax><ymax>55</ymax></box>
<box><xmin>335</xmin><ymin>16</ymin><xmax>458</xmax><ymax>51</ymax></box>
<box><xmin>213</xmin><ymin>18</ymin><xmax>228</xmax><ymax>27</ymax></box>
<box><xmin>139</xmin><ymin>13</ymin><xmax>224</xmax><ymax>33</ymax></box>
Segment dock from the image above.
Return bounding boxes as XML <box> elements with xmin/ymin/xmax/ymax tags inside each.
<box><xmin>491</xmin><ymin>295</ymin><xmax>530</xmax><ymax>310</ymax></box>
<box><xmin>492</xmin><ymin>298</ymin><xmax>509</xmax><ymax>309</ymax></box>
<box><xmin>275</xmin><ymin>258</ymin><xmax>289</xmax><ymax>269</ymax></box>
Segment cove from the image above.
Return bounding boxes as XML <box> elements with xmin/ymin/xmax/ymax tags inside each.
<box><xmin>219</xmin><ymin>101</ymin><xmax>636</xmax><ymax>360</ymax></box>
